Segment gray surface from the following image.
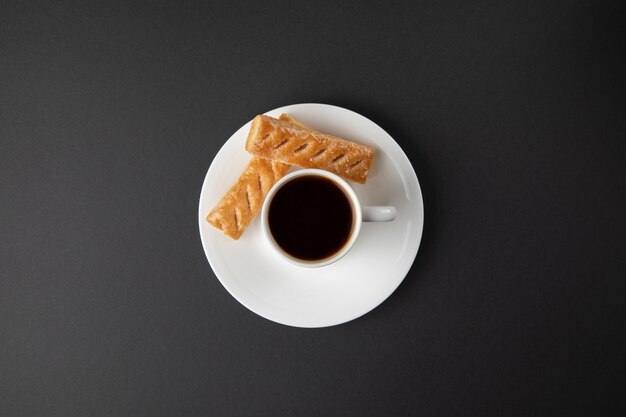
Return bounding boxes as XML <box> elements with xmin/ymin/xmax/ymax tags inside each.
<box><xmin>1</xmin><ymin>1</ymin><xmax>625</xmax><ymax>416</ymax></box>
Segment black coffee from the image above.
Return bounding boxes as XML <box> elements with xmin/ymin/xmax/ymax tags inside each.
<box><xmin>268</xmin><ymin>175</ymin><xmax>354</xmax><ymax>261</ymax></box>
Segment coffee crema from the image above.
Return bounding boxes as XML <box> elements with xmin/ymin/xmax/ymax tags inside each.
<box><xmin>268</xmin><ymin>175</ymin><xmax>354</xmax><ymax>261</ymax></box>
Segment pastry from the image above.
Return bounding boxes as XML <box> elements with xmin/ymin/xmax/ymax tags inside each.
<box><xmin>206</xmin><ymin>157</ymin><xmax>290</xmax><ymax>239</ymax></box>
<box><xmin>245</xmin><ymin>114</ymin><xmax>375</xmax><ymax>183</ymax></box>
<box><xmin>206</xmin><ymin>113</ymin><xmax>309</xmax><ymax>239</ymax></box>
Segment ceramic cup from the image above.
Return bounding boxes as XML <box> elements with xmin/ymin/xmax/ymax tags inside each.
<box><xmin>261</xmin><ymin>169</ymin><xmax>396</xmax><ymax>268</ymax></box>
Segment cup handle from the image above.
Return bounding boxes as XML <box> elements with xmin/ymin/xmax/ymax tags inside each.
<box><xmin>362</xmin><ymin>206</ymin><xmax>397</xmax><ymax>222</ymax></box>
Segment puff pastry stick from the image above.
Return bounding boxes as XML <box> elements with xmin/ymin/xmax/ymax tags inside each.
<box><xmin>206</xmin><ymin>156</ymin><xmax>290</xmax><ymax>239</ymax></box>
<box><xmin>206</xmin><ymin>114</ymin><xmax>308</xmax><ymax>239</ymax></box>
<box><xmin>245</xmin><ymin>115</ymin><xmax>375</xmax><ymax>183</ymax></box>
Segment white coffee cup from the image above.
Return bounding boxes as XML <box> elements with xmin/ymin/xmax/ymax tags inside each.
<box><xmin>261</xmin><ymin>169</ymin><xmax>396</xmax><ymax>268</ymax></box>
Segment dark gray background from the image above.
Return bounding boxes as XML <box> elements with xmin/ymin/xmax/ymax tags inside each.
<box><xmin>1</xmin><ymin>1</ymin><xmax>625</xmax><ymax>416</ymax></box>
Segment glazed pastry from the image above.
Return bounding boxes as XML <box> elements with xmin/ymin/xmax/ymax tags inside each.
<box><xmin>206</xmin><ymin>157</ymin><xmax>290</xmax><ymax>239</ymax></box>
<box><xmin>245</xmin><ymin>115</ymin><xmax>375</xmax><ymax>183</ymax></box>
<box><xmin>206</xmin><ymin>113</ymin><xmax>306</xmax><ymax>239</ymax></box>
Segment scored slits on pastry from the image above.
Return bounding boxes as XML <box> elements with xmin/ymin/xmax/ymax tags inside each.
<box><xmin>206</xmin><ymin>156</ymin><xmax>290</xmax><ymax>239</ymax></box>
<box><xmin>245</xmin><ymin>115</ymin><xmax>375</xmax><ymax>183</ymax></box>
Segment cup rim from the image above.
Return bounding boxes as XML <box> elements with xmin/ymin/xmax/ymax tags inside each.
<box><xmin>261</xmin><ymin>169</ymin><xmax>363</xmax><ymax>268</ymax></box>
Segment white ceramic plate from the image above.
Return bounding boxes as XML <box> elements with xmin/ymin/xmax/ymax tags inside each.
<box><xmin>198</xmin><ymin>103</ymin><xmax>424</xmax><ymax>327</ymax></box>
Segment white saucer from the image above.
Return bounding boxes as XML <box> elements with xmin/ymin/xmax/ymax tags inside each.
<box><xmin>198</xmin><ymin>103</ymin><xmax>424</xmax><ymax>327</ymax></box>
